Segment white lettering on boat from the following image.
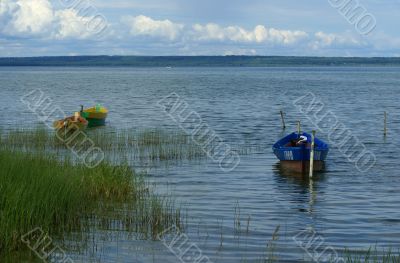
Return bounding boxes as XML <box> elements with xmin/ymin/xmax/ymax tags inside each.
<box><xmin>284</xmin><ymin>151</ymin><xmax>294</xmax><ymax>161</ymax></box>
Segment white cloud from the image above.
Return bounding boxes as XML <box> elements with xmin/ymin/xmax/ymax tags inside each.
<box><xmin>121</xmin><ymin>16</ymin><xmax>308</xmax><ymax>46</ymax></box>
<box><xmin>267</xmin><ymin>28</ymin><xmax>309</xmax><ymax>45</ymax></box>
<box><xmin>123</xmin><ymin>15</ymin><xmax>184</xmax><ymax>41</ymax></box>
<box><xmin>191</xmin><ymin>23</ymin><xmax>308</xmax><ymax>45</ymax></box>
<box><xmin>0</xmin><ymin>0</ymin><xmax>54</xmax><ymax>37</ymax></box>
<box><xmin>310</xmin><ymin>31</ymin><xmax>363</xmax><ymax>50</ymax></box>
<box><xmin>192</xmin><ymin>23</ymin><xmax>225</xmax><ymax>41</ymax></box>
<box><xmin>54</xmin><ymin>9</ymin><xmax>108</xmax><ymax>40</ymax></box>
<box><xmin>0</xmin><ymin>0</ymin><xmax>109</xmax><ymax>40</ymax></box>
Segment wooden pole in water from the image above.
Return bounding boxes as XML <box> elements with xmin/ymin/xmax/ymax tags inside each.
<box><xmin>280</xmin><ymin>110</ymin><xmax>286</xmax><ymax>129</ymax></box>
<box><xmin>384</xmin><ymin>111</ymin><xmax>387</xmax><ymax>136</ymax></box>
<box><xmin>309</xmin><ymin>130</ymin><xmax>316</xmax><ymax>178</ymax></box>
<box><xmin>297</xmin><ymin>121</ymin><xmax>301</xmax><ymax>136</ymax></box>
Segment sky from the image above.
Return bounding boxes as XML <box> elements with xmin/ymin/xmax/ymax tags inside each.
<box><xmin>0</xmin><ymin>0</ymin><xmax>399</xmax><ymax>57</ymax></box>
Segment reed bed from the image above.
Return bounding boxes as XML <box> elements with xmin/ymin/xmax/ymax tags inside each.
<box><xmin>0</xmin><ymin>125</ymin><xmax>260</xmax><ymax>165</ymax></box>
<box><xmin>2</xmin><ymin>127</ymin><xmax>397</xmax><ymax>262</ymax></box>
<box><xmin>0</xmin><ymin>149</ymin><xmax>182</xmax><ymax>254</ymax></box>
<box><xmin>93</xmin><ymin>128</ymin><xmax>208</xmax><ymax>162</ymax></box>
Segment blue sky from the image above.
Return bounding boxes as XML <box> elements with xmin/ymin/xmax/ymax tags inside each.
<box><xmin>0</xmin><ymin>0</ymin><xmax>399</xmax><ymax>56</ymax></box>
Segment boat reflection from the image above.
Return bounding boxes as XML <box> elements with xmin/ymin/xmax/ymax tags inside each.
<box><xmin>272</xmin><ymin>163</ymin><xmax>327</xmax><ymax>214</ymax></box>
<box><xmin>275</xmin><ymin>162</ymin><xmax>327</xmax><ymax>180</ymax></box>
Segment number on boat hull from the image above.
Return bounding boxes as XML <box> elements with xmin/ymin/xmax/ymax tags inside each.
<box><xmin>284</xmin><ymin>151</ymin><xmax>294</xmax><ymax>160</ymax></box>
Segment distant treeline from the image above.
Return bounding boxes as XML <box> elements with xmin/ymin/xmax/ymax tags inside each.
<box><xmin>1</xmin><ymin>56</ymin><xmax>400</xmax><ymax>67</ymax></box>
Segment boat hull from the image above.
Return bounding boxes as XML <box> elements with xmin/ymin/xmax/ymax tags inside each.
<box><xmin>272</xmin><ymin>132</ymin><xmax>329</xmax><ymax>174</ymax></box>
<box><xmin>280</xmin><ymin>160</ymin><xmax>325</xmax><ymax>173</ymax></box>
<box><xmin>85</xmin><ymin>117</ymin><xmax>106</xmax><ymax>128</ymax></box>
<box><xmin>82</xmin><ymin>106</ymin><xmax>108</xmax><ymax>127</ymax></box>
<box><xmin>273</xmin><ymin>147</ymin><xmax>328</xmax><ymax>162</ymax></box>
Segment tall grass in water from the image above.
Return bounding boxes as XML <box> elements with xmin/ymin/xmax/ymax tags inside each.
<box><xmin>0</xmin><ymin>126</ymin><xmax>206</xmax><ymax>162</ymax></box>
<box><xmin>0</xmin><ymin>126</ymin><xmax>260</xmax><ymax>164</ymax></box>
<box><xmin>255</xmin><ymin>227</ymin><xmax>400</xmax><ymax>263</ymax></box>
<box><xmin>341</xmin><ymin>247</ymin><xmax>400</xmax><ymax>263</ymax></box>
<box><xmin>0</xmin><ymin>149</ymin><xmax>182</xmax><ymax>254</ymax></box>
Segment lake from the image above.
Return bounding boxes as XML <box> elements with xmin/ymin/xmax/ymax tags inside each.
<box><xmin>1</xmin><ymin>66</ymin><xmax>400</xmax><ymax>262</ymax></box>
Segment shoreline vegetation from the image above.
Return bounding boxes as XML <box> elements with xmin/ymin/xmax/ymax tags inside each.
<box><xmin>1</xmin><ymin>56</ymin><xmax>400</xmax><ymax>67</ymax></box>
<box><xmin>0</xmin><ymin>149</ymin><xmax>182</xmax><ymax>252</ymax></box>
<box><xmin>0</xmin><ymin>126</ymin><xmax>258</xmax><ymax>164</ymax></box>
<box><xmin>0</xmin><ymin>126</ymin><xmax>185</xmax><ymax>256</ymax></box>
<box><xmin>0</xmin><ymin>126</ymin><xmax>398</xmax><ymax>262</ymax></box>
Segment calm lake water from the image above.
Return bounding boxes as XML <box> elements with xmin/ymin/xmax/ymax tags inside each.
<box><xmin>1</xmin><ymin>66</ymin><xmax>400</xmax><ymax>262</ymax></box>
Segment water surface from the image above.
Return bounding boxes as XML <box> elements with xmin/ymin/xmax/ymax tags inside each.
<box><xmin>1</xmin><ymin>66</ymin><xmax>400</xmax><ymax>262</ymax></box>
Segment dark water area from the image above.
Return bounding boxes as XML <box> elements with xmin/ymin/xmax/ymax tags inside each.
<box><xmin>1</xmin><ymin>66</ymin><xmax>400</xmax><ymax>262</ymax></box>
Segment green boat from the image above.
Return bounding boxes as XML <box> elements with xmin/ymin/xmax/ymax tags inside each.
<box><xmin>80</xmin><ymin>105</ymin><xmax>108</xmax><ymax>127</ymax></box>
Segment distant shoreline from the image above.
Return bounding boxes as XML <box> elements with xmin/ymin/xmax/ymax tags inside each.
<box><xmin>1</xmin><ymin>55</ymin><xmax>400</xmax><ymax>67</ymax></box>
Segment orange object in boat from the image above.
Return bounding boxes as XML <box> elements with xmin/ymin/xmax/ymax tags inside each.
<box><xmin>53</xmin><ymin>113</ymin><xmax>88</xmax><ymax>131</ymax></box>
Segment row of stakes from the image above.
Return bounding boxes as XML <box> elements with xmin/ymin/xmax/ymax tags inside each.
<box><xmin>279</xmin><ymin>110</ymin><xmax>389</xmax><ymax>178</ymax></box>
<box><xmin>280</xmin><ymin>110</ymin><xmax>389</xmax><ymax>135</ymax></box>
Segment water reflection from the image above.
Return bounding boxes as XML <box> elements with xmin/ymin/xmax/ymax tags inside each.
<box><xmin>272</xmin><ymin>162</ymin><xmax>326</xmax><ymax>215</ymax></box>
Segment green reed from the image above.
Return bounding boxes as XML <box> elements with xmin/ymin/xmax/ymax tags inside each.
<box><xmin>340</xmin><ymin>247</ymin><xmax>400</xmax><ymax>263</ymax></box>
<box><xmin>251</xmin><ymin>224</ymin><xmax>400</xmax><ymax>263</ymax></box>
<box><xmin>0</xmin><ymin>126</ymin><xmax>205</xmax><ymax>161</ymax></box>
<box><xmin>0</xmin><ymin>149</ymin><xmax>182</xmax><ymax>254</ymax></box>
<box><xmin>0</xmin><ymin>125</ymin><xmax>259</xmax><ymax>165</ymax></box>
<box><xmin>88</xmin><ymin>128</ymin><xmax>209</xmax><ymax>162</ymax></box>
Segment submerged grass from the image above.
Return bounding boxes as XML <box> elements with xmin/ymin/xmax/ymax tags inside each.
<box><xmin>0</xmin><ymin>149</ymin><xmax>182</xmax><ymax>254</ymax></box>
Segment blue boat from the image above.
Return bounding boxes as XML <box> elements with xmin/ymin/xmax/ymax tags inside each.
<box><xmin>273</xmin><ymin>132</ymin><xmax>329</xmax><ymax>173</ymax></box>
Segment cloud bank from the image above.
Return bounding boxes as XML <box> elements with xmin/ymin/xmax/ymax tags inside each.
<box><xmin>120</xmin><ymin>15</ymin><xmax>363</xmax><ymax>54</ymax></box>
<box><xmin>0</xmin><ymin>0</ymin><xmax>397</xmax><ymax>56</ymax></box>
<box><xmin>191</xmin><ymin>23</ymin><xmax>308</xmax><ymax>45</ymax></box>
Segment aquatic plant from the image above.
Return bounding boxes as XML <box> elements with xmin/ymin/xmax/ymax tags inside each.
<box><xmin>0</xmin><ymin>125</ymin><xmax>259</xmax><ymax>167</ymax></box>
<box><xmin>341</xmin><ymin>247</ymin><xmax>400</xmax><ymax>263</ymax></box>
<box><xmin>0</xmin><ymin>149</ymin><xmax>182</xmax><ymax>253</ymax></box>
